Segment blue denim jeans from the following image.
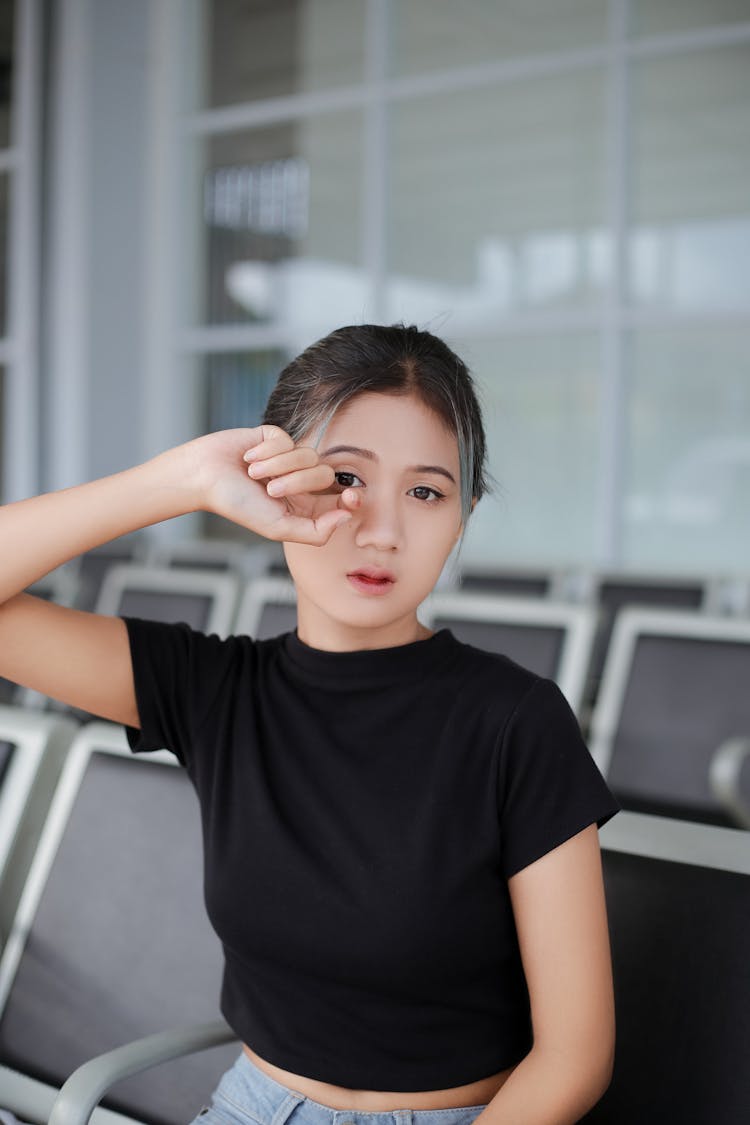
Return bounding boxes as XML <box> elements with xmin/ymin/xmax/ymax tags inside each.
<box><xmin>189</xmin><ymin>1051</ymin><xmax>490</xmax><ymax>1125</ymax></box>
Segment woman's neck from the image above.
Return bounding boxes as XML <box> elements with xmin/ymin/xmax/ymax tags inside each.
<box><xmin>295</xmin><ymin>606</ymin><xmax>433</xmax><ymax>653</ymax></box>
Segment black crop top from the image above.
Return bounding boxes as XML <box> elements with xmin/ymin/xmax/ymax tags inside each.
<box><xmin>123</xmin><ymin>619</ymin><xmax>620</xmax><ymax>1091</ymax></box>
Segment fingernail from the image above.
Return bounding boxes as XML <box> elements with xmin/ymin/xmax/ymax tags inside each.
<box><xmin>267</xmin><ymin>480</ymin><xmax>282</xmax><ymax>495</ymax></box>
<box><xmin>243</xmin><ymin>449</ymin><xmax>257</xmax><ymax>461</ymax></box>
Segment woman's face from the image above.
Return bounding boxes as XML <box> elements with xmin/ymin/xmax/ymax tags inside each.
<box><xmin>283</xmin><ymin>391</ymin><xmax>466</xmax><ymax>650</ymax></box>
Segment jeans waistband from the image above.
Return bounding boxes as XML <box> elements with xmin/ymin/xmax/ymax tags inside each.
<box><xmin>232</xmin><ymin>1050</ymin><xmax>490</xmax><ymax>1125</ymax></box>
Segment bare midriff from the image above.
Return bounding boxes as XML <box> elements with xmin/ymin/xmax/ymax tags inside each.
<box><xmin>242</xmin><ymin>1043</ymin><xmax>518</xmax><ymax>1111</ymax></box>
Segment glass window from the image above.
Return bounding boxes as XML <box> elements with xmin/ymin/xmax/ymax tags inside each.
<box><xmin>0</xmin><ymin>172</ymin><xmax>7</xmax><ymax>335</ymax></box>
<box><xmin>386</xmin><ymin>68</ymin><xmax>610</xmax><ymax>326</ymax></box>
<box><xmin>628</xmin><ymin>44</ymin><xmax>750</xmax><ymax>311</ymax></box>
<box><xmin>629</xmin><ymin>0</ymin><xmax>750</xmax><ymax>39</ymax></box>
<box><xmin>0</xmin><ymin>2</ymin><xmax>13</xmax><ymax>149</ymax></box>
<box><xmin>182</xmin><ymin>0</ymin><xmax>750</xmax><ymax>577</ymax></box>
<box><xmin>448</xmin><ymin>332</ymin><xmax>601</xmax><ymax>568</ymax></box>
<box><xmin>201</xmin><ymin>112</ymin><xmax>365</xmax><ymax>330</ymax></box>
<box><xmin>202</xmin><ymin>0</ymin><xmax>366</xmax><ymax>108</ymax></box>
<box><xmin>204</xmin><ymin>350</ymin><xmax>285</xmax><ymax>433</ymax></box>
<box><xmin>201</xmin><ymin>349</ymin><xmax>288</xmax><ymax>540</ymax></box>
<box><xmin>623</xmin><ymin>326</ymin><xmax>750</xmax><ymax>571</ymax></box>
<box><xmin>390</xmin><ymin>0</ymin><xmax>608</xmax><ymax>77</ymax></box>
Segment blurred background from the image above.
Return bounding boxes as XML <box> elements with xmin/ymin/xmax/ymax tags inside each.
<box><xmin>0</xmin><ymin>0</ymin><xmax>748</xmax><ymax>575</ymax></box>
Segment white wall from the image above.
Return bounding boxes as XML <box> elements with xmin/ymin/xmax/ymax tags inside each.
<box><xmin>43</xmin><ymin>0</ymin><xmax>152</xmax><ymax>490</ymax></box>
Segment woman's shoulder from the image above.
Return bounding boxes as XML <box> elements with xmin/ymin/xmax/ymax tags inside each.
<box><xmin>122</xmin><ymin>614</ymin><xmax>281</xmax><ymax>671</ymax></box>
<box><xmin>437</xmin><ymin>628</ymin><xmax>542</xmax><ymax>711</ymax></box>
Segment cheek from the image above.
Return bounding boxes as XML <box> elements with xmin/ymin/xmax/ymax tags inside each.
<box><xmin>284</xmin><ymin>533</ymin><xmax>341</xmax><ymax>583</ymax></box>
<box><xmin>409</xmin><ymin>521</ymin><xmax>459</xmax><ymax>577</ymax></box>
<box><xmin>422</xmin><ymin>510</ymin><xmax>462</xmax><ymax>552</ymax></box>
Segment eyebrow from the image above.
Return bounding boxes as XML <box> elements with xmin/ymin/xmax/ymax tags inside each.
<box><xmin>320</xmin><ymin>445</ymin><xmax>457</xmax><ymax>485</ymax></box>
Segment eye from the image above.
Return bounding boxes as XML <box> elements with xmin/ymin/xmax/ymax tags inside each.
<box><xmin>334</xmin><ymin>470</ymin><xmax>364</xmax><ymax>489</ymax></box>
<box><xmin>409</xmin><ymin>485</ymin><xmax>445</xmax><ymax>503</ymax></box>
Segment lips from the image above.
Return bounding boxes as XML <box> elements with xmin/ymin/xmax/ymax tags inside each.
<box><xmin>348</xmin><ymin>567</ymin><xmax>396</xmax><ymax>583</ymax></box>
<box><xmin>346</xmin><ymin>567</ymin><xmax>396</xmax><ymax>596</ymax></box>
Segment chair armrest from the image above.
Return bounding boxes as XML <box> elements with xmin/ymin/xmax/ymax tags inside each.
<box><xmin>48</xmin><ymin>1019</ymin><xmax>238</xmax><ymax>1125</ymax></box>
<box><xmin>709</xmin><ymin>736</ymin><xmax>750</xmax><ymax>830</ymax></box>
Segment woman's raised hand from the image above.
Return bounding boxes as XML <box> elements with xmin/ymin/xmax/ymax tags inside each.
<box><xmin>0</xmin><ymin>424</ymin><xmax>356</xmax><ymax>610</ymax></box>
<box><xmin>193</xmin><ymin>425</ymin><xmax>359</xmax><ymax>546</ymax></box>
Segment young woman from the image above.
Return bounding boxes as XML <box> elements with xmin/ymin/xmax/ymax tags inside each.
<box><xmin>0</xmin><ymin>324</ymin><xmax>619</xmax><ymax>1125</ymax></box>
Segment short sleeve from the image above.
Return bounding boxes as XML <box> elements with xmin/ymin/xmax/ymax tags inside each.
<box><xmin>122</xmin><ymin>615</ymin><xmax>242</xmax><ymax>769</ymax></box>
<box><xmin>497</xmin><ymin>677</ymin><xmax>620</xmax><ymax>879</ymax></box>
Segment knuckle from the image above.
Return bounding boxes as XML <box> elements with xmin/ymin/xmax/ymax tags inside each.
<box><xmin>296</xmin><ymin>445</ymin><xmax>319</xmax><ymax>467</ymax></box>
<box><xmin>263</xmin><ymin>424</ymin><xmax>293</xmax><ymax>448</ymax></box>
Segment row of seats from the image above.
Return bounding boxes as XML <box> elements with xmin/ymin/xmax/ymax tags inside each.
<box><xmin>4</xmin><ymin>552</ymin><xmax>750</xmax><ymax>832</ymax></box>
<box><xmin>20</xmin><ymin>532</ymin><xmax>750</xmax><ymax>616</ymax></box>
<box><xmin>22</xmin><ymin>535</ymin><xmax>750</xmax><ymax>702</ymax></box>
<box><xmin>457</xmin><ymin>564</ymin><xmax>750</xmax><ymax>614</ymax></box>
<box><xmin>0</xmin><ymin>712</ymin><xmax>748</xmax><ymax>1124</ymax></box>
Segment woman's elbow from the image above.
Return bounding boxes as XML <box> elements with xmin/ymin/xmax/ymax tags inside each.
<box><xmin>579</xmin><ymin>985</ymin><xmax>617</xmax><ymax>1100</ymax></box>
<box><xmin>543</xmin><ymin>1023</ymin><xmax>616</xmax><ymax>1115</ymax></box>
<box><xmin>579</xmin><ymin>1032</ymin><xmax>616</xmax><ymax>1110</ymax></box>
<box><xmin>595</xmin><ymin>1045</ymin><xmax>615</xmax><ymax>1100</ymax></box>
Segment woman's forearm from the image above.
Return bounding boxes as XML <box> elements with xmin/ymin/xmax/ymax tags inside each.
<box><xmin>0</xmin><ymin>445</ymin><xmax>200</xmax><ymax>605</ymax></box>
<box><xmin>474</xmin><ymin>1045</ymin><xmax>613</xmax><ymax>1125</ymax></box>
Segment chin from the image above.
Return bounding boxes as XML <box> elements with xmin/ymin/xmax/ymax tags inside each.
<box><xmin>307</xmin><ymin>590</ymin><xmax>409</xmax><ymax>628</ymax></box>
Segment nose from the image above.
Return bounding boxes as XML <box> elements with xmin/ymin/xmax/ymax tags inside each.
<box><xmin>351</xmin><ymin>489</ymin><xmax>404</xmax><ymax>553</ymax></box>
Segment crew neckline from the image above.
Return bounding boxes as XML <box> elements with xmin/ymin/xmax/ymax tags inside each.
<box><xmin>282</xmin><ymin>626</ymin><xmax>457</xmax><ymax>682</ymax></box>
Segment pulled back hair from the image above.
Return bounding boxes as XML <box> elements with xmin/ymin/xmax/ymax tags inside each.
<box><xmin>262</xmin><ymin>323</ymin><xmax>492</xmax><ymax>531</ymax></box>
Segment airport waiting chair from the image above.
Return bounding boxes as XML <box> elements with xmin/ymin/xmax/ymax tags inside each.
<box><xmin>454</xmin><ymin>566</ymin><xmax>554</xmax><ymax>598</ymax></box>
<box><xmin>95</xmin><ymin>564</ymin><xmax>239</xmax><ymax>636</ymax></box>
<box><xmin>28</xmin><ymin>812</ymin><xmax>750</xmax><ymax>1125</ymax></box>
<box><xmin>72</xmin><ymin>536</ymin><xmax>153</xmax><ymax>614</ymax></box>
<box><xmin>581</xmin><ymin>811</ymin><xmax>750</xmax><ymax>1124</ymax></box>
<box><xmin>0</xmin><ymin>708</ymin><xmax>79</xmax><ymax>947</ymax></box>
<box><xmin>574</xmin><ymin>571</ymin><xmax>707</xmax><ymax>709</ymax></box>
<box><xmin>588</xmin><ymin>608</ymin><xmax>750</xmax><ymax>829</ymax></box>
<box><xmin>419</xmin><ymin>591</ymin><xmax>596</xmax><ymax>714</ymax></box>
<box><xmin>147</xmin><ymin>537</ymin><xmax>283</xmax><ymax>580</ymax></box>
<box><xmin>0</xmin><ymin>723</ymin><xmax>239</xmax><ymax>1125</ymax></box>
<box><xmin>234</xmin><ymin>575</ymin><xmax>297</xmax><ymax>640</ymax></box>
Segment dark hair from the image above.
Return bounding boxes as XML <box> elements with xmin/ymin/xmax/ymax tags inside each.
<box><xmin>262</xmin><ymin>323</ymin><xmax>492</xmax><ymax>529</ymax></box>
